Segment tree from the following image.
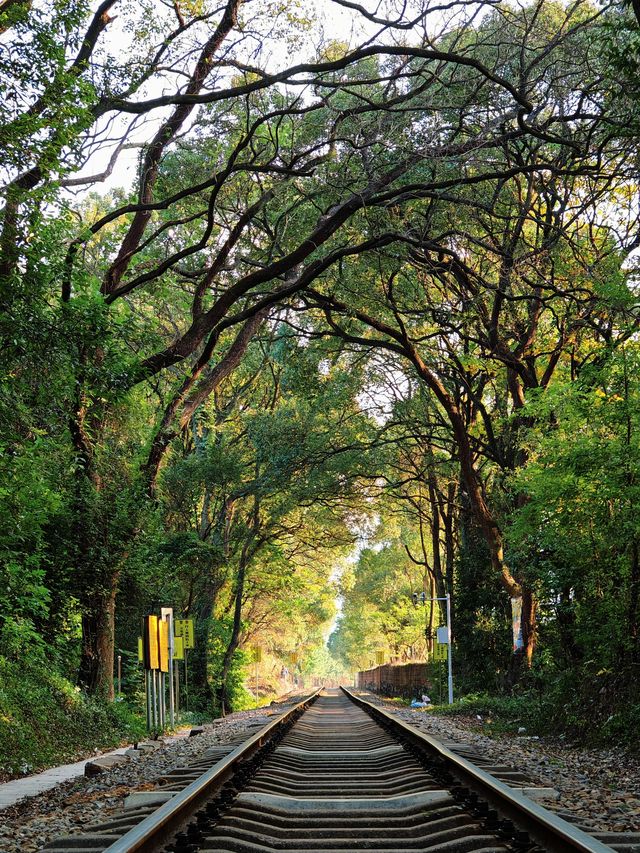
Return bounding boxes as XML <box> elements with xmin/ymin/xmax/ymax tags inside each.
<box><xmin>304</xmin><ymin>0</ymin><xmax>637</xmax><ymax>669</ymax></box>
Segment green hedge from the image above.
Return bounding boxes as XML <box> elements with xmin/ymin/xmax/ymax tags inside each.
<box><xmin>0</xmin><ymin>657</ymin><xmax>147</xmax><ymax>777</ymax></box>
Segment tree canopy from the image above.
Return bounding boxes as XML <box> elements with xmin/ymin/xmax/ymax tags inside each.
<box><xmin>1</xmin><ymin>0</ymin><xmax>639</xmax><ymax>731</ymax></box>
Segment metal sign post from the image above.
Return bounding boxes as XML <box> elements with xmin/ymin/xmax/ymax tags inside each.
<box><xmin>151</xmin><ymin>670</ymin><xmax>158</xmax><ymax>729</ymax></box>
<box><xmin>161</xmin><ymin>607</ymin><xmax>175</xmax><ymax>728</ymax></box>
<box><xmin>175</xmin><ymin>619</ymin><xmax>194</xmax><ymax>714</ymax></box>
<box><xmin>157</xmin><ymin>617</ymin><xmax>169</xmax><ymax>731</ymax></box>
<box><xmin>412</xmin><ymin>592</ymin><xmax>454</xmax><ymax>704</ymax></box>
<box><xmin>142</xmin><ymin>612</ymin><xmax>175</xmax><ymax>734</ymax></box>
<box><xmin>445</xmin><ymin>592</ymin><xmax>454</xmax><ymax>705</ymax></box>
<box><xmin>173</xmin><ymin>635</ymin><xmax>184</xmax><ymax>716</ymax></box>
<box><xmin>143</xmin><ymin>615</ymin><xmax>160</xmax><ymax>733</ymax></box>
<box><xmin>144</xmin><ymin>669</ymin><xmax>151</xmax><ymax>730</ymax></box>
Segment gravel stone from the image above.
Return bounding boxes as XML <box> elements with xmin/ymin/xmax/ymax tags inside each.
<box><xmin>0</xmin><ymin>697</ymin><xmax>303</xmax><ymax>853</ymax></box>
<box><xmin>364</xmin><ymin>692</ymin><xmax>640</xmax><ymax>834</ymax></box>
<box><xmin>3</xmin><ymin>689</ymin><xmax>637</xmax><ymax>852</ymax></box>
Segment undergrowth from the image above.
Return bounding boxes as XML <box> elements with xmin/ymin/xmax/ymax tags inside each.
<box><xmin>0</xmin><ymin>657</ymin><xmax>147</xmax><ymax>778</ymax></box>
<box><xmin>425</xmin><ymin>679</ymin><xmax>640</xmax><ymax>750</ymax></box>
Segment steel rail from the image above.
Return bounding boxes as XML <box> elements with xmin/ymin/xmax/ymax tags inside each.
<box><xmin>342</xmin><ymin>686</ymin><xmax>614</xmax><ymax>853</ymax></box>
<box><xmin>102</xmin><ymin>689</ymin><xmax>322</xmax><ymax>853</ymax></box>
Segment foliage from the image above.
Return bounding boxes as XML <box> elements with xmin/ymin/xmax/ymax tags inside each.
<box><xmin>0</xmin><ymin>657</ymin><xmax>146</xmax><ymax>778</ymax></box>
<box><xmin>427</xmin><ymin>672</ymin><xmax>640</xmax><ymax>750</ymax></box>
<box><xmin>1</xmin><ymin>0</ymin><xmax>639</xmax><ymax>765</ymax></box>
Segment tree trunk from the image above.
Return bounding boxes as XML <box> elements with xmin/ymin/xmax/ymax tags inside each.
<box><xmin>426</xmin><ymin>574</ymin><xmax>436</xmax><ymax>654</ymax></box>
<box><xmin>216</xmin><ymin>558</ymin><xmax>246</xmax><ymax>715</ymax></box>
<box><xmin>556</xmin><ymin>586</ymin><xmax>581</xmax><ymax>664</ymax></box>
<box><xmin>629</xmin><ymin>539</ymin><xmax>639</xmax><ymax>664</ymax></box>
<box><xmin>521</xmin><ymin>587</ymin><xmax>537</xmax><ymax>665</ymax></box>
<box><xmin>70</xmin><ymin>368</ymin><xmax>135</xmax><ymax>699</ymax></box>
<box><xmin>77</xmin><ymin>575</ymin><xmax>118</xmax><ymax>699</ymax></box>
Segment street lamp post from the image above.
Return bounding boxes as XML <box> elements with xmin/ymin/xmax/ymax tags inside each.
<box><xmin>412</xmin><ymin>590</ymin><xmax>454</xmax><ymax>704</ymax></box>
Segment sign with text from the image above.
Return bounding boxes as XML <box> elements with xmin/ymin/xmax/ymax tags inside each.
<box><xmin>433</xmin><ymin>642</ymin><xmax>447</xmax><ymax>661</ymax></box>
<box><xmin>375</xmin><ymin>650</ymin><xmax>385</xmax><ymax>665</ymax></box>
<box><xmin>251</xmin><ymin>646</ymin><xmax>262</xmax><ymax>663</ymax></box>
<box><xmin>174</xmin><ymin>618</ymin><xmax>194</xmax><ymax>649</ymax></box>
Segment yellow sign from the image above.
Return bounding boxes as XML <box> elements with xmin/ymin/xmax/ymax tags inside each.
<box><xmin>158</xmin><ymin>619</ymin><xmax>169</xmax><ymax>673</ymax></box>
<box><xmin>433</xmin><ymin>643</ymin><xmax>447</xmax><ymax>661</ymax></box>
<box><xmin>173</xmin><ymin>635</ymin><xmax>184</xmax><ymax>660</ymax></box>
<box><xmin>251</xmin><ymin>646</ymin><xmax>262</xmax><ymax>663</ymax></box>
<box><xmin>145</xmin><ymin>615</ymin><xmax>159</xmax><ymax>670</ymax></box>
<box><xmin>175</xmin><ymin>618</ymin><xmax>194</xmax><ymax>649</ymax></box>
<box><xmin>137</xmin><ymin>637</ymin><xmax>143</xmax><ymax>662</ymax></box>
<box><xmin>375</xmin><ymin>650</ymin><xmax>385</xmax><ymax>665</ymax></box>
<box><xmin>288</xmin><ymin>652</ymin><xmax>298</xmax><ymax>665</ymax></box>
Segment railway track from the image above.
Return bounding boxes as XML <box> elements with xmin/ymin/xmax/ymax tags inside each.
<box><xmin>41</xmin><ymin>688</ymin><xmax>640</xmax><ymax>853</ymax></box>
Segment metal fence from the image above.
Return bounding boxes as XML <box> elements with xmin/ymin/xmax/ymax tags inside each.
<box><xmin>355</xmin><ymin>662</ymin><xmax>431</xmax><ymax>699</ymax></box>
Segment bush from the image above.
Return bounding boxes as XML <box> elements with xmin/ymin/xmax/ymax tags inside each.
<box><xmin>0</xmin><ymin>657</ymin><xmax>147</xmax><ymax>777</ymax></box>
<box><xmin>428</xmin><ymin>669</ymin><xmax>640</xmax><ymax>751</ymax></box>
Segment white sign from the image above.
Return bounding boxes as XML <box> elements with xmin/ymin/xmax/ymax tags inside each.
<box><xmin>436</xmin><ymin>626</ymin><xmax>450</xmax><ymax>644</ymax></box>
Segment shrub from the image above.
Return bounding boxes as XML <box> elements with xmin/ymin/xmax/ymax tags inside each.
<box><xmin>0</xmin><ymin>657</ymin><xmax>146</xmax><ymax>777</ymax></box>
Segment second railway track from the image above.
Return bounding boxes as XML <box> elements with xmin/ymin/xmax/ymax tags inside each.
<box><xmin>42</xmin><ymin>688</ymin><xmax>639</xmax><ymax>853</ymax></box>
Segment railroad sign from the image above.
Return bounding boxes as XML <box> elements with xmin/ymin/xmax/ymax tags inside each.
<box><xmin>251</xmin><ymin>645</ymin><xmax>262</xmax><ymax>663</ymax></box>
<box><xmin>158</xmin><ymin>618</ymin><xmax>169</xmax><ymax>673</ymax></box>
<box><xmin>174</xmin><ymin>618</ymin><xmax>195</xmax><ymax>649</ymax></box>
<box><xmin>375</xmin><ymin>650</ymin><xmax>385</xmax><ymax>665</ymax></box>
<box><xmin>144</xmin><ymin>615</ymin><xmax>159</xmax><ymax>670</ymax></box>
<box><xmin>173</xmin><ymin>635</ymin><xmax>184</xmax><ymax>660</ymax></box>
<box><xmin>433</xmin><ymin>642</ymin><xmax>447</xmax><ymax>661</ymax></box>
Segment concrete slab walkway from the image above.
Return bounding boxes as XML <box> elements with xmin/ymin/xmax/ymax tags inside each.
<box><xmin>0</xmin><ymin>728</ymin><xmax>196</xmax><ymax>811</ymax></box>
<box><xmin>0</xmin><ymin>746</ymin><xmax>130</xmax><ymax>810</ymax></box>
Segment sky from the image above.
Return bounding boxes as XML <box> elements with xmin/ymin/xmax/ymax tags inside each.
<box><xmin>66</xmin><ymin>0</ymin><xmax>379</xmax><ymax>196</ymax></box>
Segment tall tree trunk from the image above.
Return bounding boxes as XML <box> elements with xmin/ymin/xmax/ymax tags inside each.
<box><xmin>188</xmin><ymin>597</ymin><xmax>217</xmax><ymax>707</ymax></box>
<box><xmin>70</xmin><ymin>373</ymin><xmax>119</xmax><ymax>699</ymax></box>
<box><xmin>427</xmin><ymin>573</ymin><xmax>436</xmax><ymax>654</ymax></box>
<box><xmin>71</xmin><ymin>358</ymin><xmax>136</xmax><ymax>698</ymax></box>
<box><xmin>439</xmin><ymin>479</ymin><xmax>458</xmax><ymax>631</ymax></box>
<box><xmin>78</xmin><ymin>574</ymin><xmax>119</xmax><ymax>699</ymax></box>
<box><xmin>629</xmin><ymin>539</ymin><xmax>640</xmax><ymax>664</ymax></box>
<box><xmin>217</xmin><ymin>558</ymin><xmax>246</xmax><ymax>715</ymax></box>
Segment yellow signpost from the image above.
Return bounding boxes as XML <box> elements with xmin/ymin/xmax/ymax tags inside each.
<box><xmin>173</xmin><ymin>635</ymin><xmax>184</xmax><ymax>660</ymax></box>
<box><xmin>175</xmin><ymin>618</ymin><xmax>194</xmax><ymax>649</ymax></box>
<box><xmin>158</xmin><ymin>619</ymin><xmax>169</xmax><ymax>673</ymax></box>
<box><xmin>433</xmin><ymin>642</ymin><xmax>447</xmax><ymax>661</ymax></box>
<box><xmin>375</xmin><ymin>650</ymin><xmax>385</xmax><ymax>665</ymax></box>
<box><xmin>137</xmin><ymin>637</ymin><xmax>143</xmax><ymax>662</ymax></box>
<box><xmin>144</xmin><ymin>615</ymin><xmax>159</xmax><ymax>670</ymax></box>
<box><xmin>174</xmin><ymin>618</ymin><xmax>195</xmax><ymax>713</ymax></box>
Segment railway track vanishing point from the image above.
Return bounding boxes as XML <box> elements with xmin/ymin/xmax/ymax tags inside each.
<box><xmin>42</xmin><ymin>688</ymin><xmax>640</xmax><ymax>853</ymax></box>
